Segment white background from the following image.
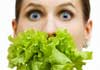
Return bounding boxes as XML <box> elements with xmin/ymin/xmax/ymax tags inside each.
<box><xmin>0</xmin><ymin>0</ymin><xmax>100</xmax><ymax>70</ymax></box>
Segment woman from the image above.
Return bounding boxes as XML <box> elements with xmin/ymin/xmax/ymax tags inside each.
<box><xmin>12</xmin><ymin>0</ymin><xmax>92</xmax><ymax>50</ymax></box>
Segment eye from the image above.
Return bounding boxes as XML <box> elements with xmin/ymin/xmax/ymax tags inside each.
<box><xmin>26</xmin><ymin>10</ymin><xmax>43</xmax><ymax>21</ymax></box>
<box><xmin>59</xmin><ymin>10</ymin><xmax>73</xmax><ymax>21</ymax></box>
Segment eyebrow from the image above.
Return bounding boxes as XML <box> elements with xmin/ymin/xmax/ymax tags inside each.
<box><xmin>24</xmin><ymin>2</ymin><xmax>76</xmax><ymax>11</ymax></box>
<box><xmin>24</xmin><ymin>3</ymin><xmax>45</xmax><ymax>10</ymax></box>
<box><xmin>57</xmin><ymin>2</ymin><xmax>76</xmax><ymax>9</ymax></box>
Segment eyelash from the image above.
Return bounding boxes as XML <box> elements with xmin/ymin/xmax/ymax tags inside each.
<box><xmin>57</xmin><ymin>10</ymin><xmax>74</xmax><ymax>20</ymax></box>
<box><xmin>26</xmin><ymin>9</ymin><xmax>74</xmax><ymax>21</ymax></box>
<box><xmin>26</xmin><ymin>10</ymin><xmax>44</xmax><ymax>21</ymax></box>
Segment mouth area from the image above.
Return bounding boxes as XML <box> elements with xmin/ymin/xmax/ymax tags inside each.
<box><xmin>7</xmin><ymin>29</ymin><xmax>92</xmax><ymax>70</ymax></box>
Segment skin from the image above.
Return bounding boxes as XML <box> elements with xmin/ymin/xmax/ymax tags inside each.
<box><xmin>12</xmin><ymin>0</ymin><xmax>92</xmax><ymax>50</ymax></box>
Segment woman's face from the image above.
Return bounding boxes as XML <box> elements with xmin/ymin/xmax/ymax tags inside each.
<box><xmin>12</xmin><ymin>0</ymin><xmax>92</xmax><ymax>50</ymax></box>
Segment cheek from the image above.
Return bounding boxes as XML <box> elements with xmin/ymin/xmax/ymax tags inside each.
<box><xmin>16</xmin><ymin>19</ymin><xmax>45</xmax><ymax>34</ymax></box>
<box><xmin>68</xmin><ymin>23</ymin><xmax>85</xmax><ymax>50</ymax></box>
<box><xmin>56</xmin><ymin>21</ymin><xmax>85</xmax><ymax>50</ymax></box>
<box><xmin>16</xmin><ymin>20</ymin><xmax>33</xmax><ymax>33</ymax></box>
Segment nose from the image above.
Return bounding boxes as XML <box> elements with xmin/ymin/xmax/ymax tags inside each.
<box><xmin>44</xmin><ymin>14</ymin><xmax>57</xmax><ymax>36</ymax></box>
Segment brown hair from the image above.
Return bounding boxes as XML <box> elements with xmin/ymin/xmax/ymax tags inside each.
<box><xmin>15</xmin><ymin>0</ymin><xmax>23</xmax><ymax>21</ymax></box>
<box><xmin>15</xmin><ymin>0</ymin><xmax>90</xmax><ymax>21</ymax></box>
<box><xmin>81</xmin><ymin>0</ymin><xmax>90</xmax><ymax>21</ymax></box>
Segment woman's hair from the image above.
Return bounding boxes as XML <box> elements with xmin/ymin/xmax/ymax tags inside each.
<box><xmin>15</xmin><ymin>0</ymin><xmax>90</xmax><ymax>21</ymax></box>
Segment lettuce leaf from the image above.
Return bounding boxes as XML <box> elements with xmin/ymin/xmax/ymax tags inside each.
<box><xmin>7</xmin><ymin>29</ymin><xmax>92</xmax><ymax>70</ymax></box>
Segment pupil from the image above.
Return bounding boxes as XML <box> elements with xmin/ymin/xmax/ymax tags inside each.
<box><xmin>33</xmin><ymin>14</ymin><xmax>38</xmax><ymax>18</ymax></box>
<box><xmin>64</xmin><ymin>15</ymin><xmax>68</xmax><ymax>18</ymax></box>
<box><xmin>63</xmin><ymin>13</ymin><xmax>68</xmax><ymax>18</ymax></box>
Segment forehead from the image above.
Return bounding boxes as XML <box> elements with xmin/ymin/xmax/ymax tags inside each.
<box><xmin>21</xmin><ymin>0</ymin><xmax>81</xmax><ymax>9</ymax></box>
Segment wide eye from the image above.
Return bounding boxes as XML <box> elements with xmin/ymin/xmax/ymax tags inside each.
<box><xmin>27</xmin><ymin>10</ymin><xmax>42</xmax><ymax>21</ymax></box>
<box><xmin>59</xmin><ymin>10</ymin><xmax>73</xmax><ymax>21</ymax></box>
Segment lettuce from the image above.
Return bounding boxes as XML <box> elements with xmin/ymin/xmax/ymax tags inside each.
<box><xmin>7</xmin><ymin>29</ymin><xmax>92</xmax><ymax>70</ymax></box>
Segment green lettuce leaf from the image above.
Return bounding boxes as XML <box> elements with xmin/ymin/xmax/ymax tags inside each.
<box><xmin>7</xmin><ymin>29</ymin><xmax>92</xmax><ymax>70</ymax></box>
